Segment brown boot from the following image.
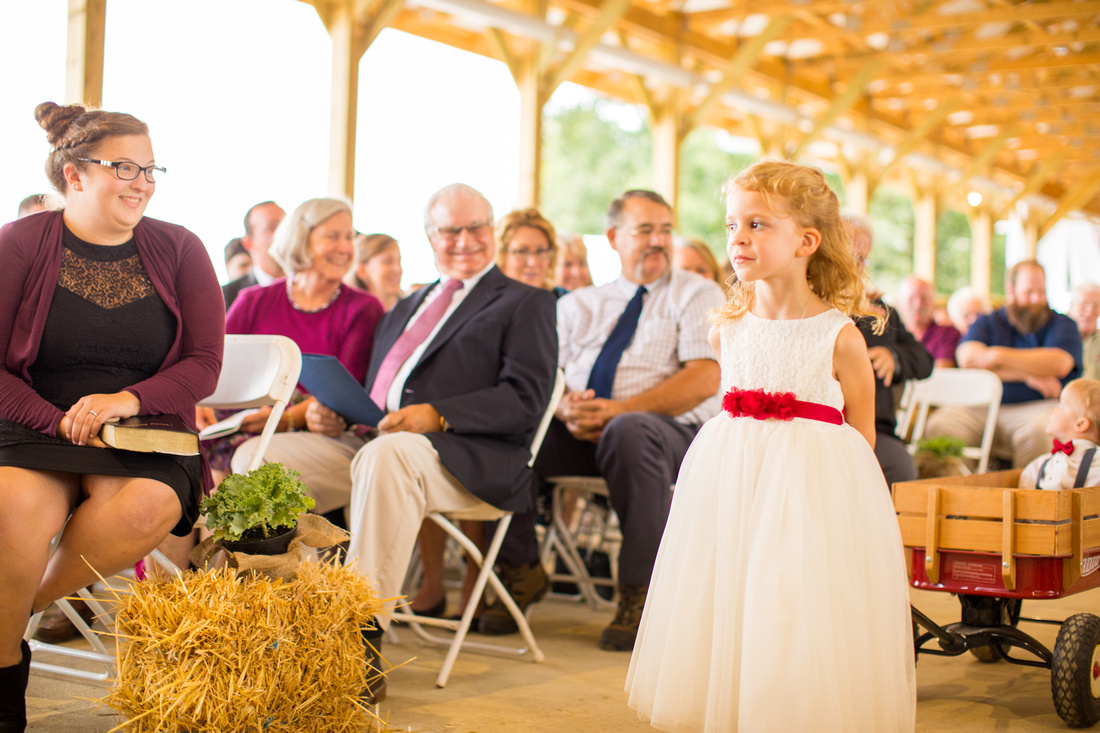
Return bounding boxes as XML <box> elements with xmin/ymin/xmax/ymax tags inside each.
<box><xmin>476</xmin><ymin>562</ymin><xmax>549</xmax><ymax>636</ymax></box>
<box><xmin>598</xmin><ymin>583</ymin><xmax>648</xmax><ymax>651</ymax></box>
<box><xmin>32</xmin><ymin>599</ymin><xmax>96</xmax><ymax>644</ymax></box>
<box><xmin>360</xmin><ymin>626</ymin><xmax>387</xmax><ymax>705</ymax></box>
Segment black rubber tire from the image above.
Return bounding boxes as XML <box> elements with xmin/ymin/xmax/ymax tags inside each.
<box><xmin>970</xmin><ymin>644</ymin><xmax>1003</xmax><ymax>663</ymax></box>
<box><xmin>967</xmin><ymin>598</ymin><xmax>1022</xmax><ymax>664</ymax></box>
<box><xmin>1051</xmin><ymin>613</ymin><xmax>1100</xmax><ymax>728</ymax></box>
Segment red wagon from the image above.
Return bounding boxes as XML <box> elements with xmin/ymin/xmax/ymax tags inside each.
<box><xmin>895</xmin><ymin>470</ymin><xmax>1100</xmax><ymax>728</ymax></box>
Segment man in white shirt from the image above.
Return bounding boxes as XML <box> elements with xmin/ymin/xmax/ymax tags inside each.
<box><xmin>483</xmin><ymin>190</ymin><xmax>724</xmax><ymax>651</ymax></box>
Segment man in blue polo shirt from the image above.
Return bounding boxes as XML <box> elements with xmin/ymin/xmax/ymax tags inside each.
<box><xmin>925</xmin><ymin>260</ymin><xmax>1083</xmax><ymax>467</ymax></box>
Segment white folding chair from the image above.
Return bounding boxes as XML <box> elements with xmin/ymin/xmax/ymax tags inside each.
<box><xmin>390</xmin><ymin>369</ymin><xmax>565</xmax><ymax>688</ymax></box>
<box><xmin>539</xmin><ymin>477</ymin><xmax>621</xmax><ymax>611</ymax></box>
<box><xmin>906</xmin><ymin>367</ymin><xmax>1003</xmax><ymax>474</ymax></box>
<box><xmin>26</xmin><ymin>334</ymin><xmax>302</xmax><ymax>679</ymax></box>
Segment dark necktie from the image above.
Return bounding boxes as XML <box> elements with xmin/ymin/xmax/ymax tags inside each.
<box><xmin>587</xmin><ymin>285</ymin><xmax>646</xmax><ymax>399</ymax></box>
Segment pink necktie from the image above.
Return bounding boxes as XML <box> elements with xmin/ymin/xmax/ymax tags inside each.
<box><xmin>369</xmin><ymin>278</ymin><xmax>463</xmax><ymax>409</ymax></box>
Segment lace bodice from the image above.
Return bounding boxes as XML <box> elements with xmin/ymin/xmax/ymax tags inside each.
<box><xmin>719</xmin><ymin>309</ymin><xmax>851</xmax><ymax>410</ymax></box>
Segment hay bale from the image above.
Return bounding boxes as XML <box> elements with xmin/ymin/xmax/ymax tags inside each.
<box><xmin>105</xmin><ymin>561</ymin><xmax>385</xmax><ymax>732</ymax></box>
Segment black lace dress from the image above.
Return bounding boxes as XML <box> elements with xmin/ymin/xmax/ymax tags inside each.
<box><xmin>0</xmin><ymin>226</ymin><xmax>202</xmax><ymax>535</ymax></box>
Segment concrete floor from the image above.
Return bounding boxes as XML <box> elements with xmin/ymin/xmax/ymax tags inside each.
<box><xmin>24</xmin><ymin>584</ymin><xmax>1100</xmax><ymax>732</ymax></box>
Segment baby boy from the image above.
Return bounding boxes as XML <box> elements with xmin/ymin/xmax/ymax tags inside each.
<box><xmin>1018</xmin><ymin>378</ymin><xmax>1100</xmax><ymax>491</ymax></box>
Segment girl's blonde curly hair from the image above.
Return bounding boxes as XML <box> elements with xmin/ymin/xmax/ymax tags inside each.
<box><xmin>715</xmin><ymin>160</ymin><xmax>884</xmax><ymax>333</ymax></box>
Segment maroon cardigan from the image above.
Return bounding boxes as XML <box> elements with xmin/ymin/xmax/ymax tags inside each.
<box><xmin>0</xmin><ymin>210</ymin><xmax>225</xmax><ymax>489</ymax></box>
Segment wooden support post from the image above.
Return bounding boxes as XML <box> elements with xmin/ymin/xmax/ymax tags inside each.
<box><xmin>838</xmin><ymin>152</ymin><xmax>872</xmax><ymax>214</ymax></box>
<box><xmin>968</xmin><ymin>201</ymin><xmax>994</xmax><ymax>300</ymax></box>
<box><xmin>1001</xmin><ymin>490</ymin><xmax>1016</xmax><ymax>591</ymax></box>
<box><xmin>327</xmin><ymin>2</ymin><xmax>359</xmax><ymax>200</ymax></box>
<box><xmin>913</xmin><ymin>183</ymin><xmax>938</xmax><ymax>283</ymax></box>
<box><xmin>649</xmin><ymin>41</ymin><xmax>683</xmax><ymax>209</ymax></box>
<box><xmin>65</xmin><ymin>0</ymin><xmax>106</xmax><ymax>107</ymax></box>
<box><xmin>925</xmin><ymin>487</ymin><xmax>942</xmax><ymax>584</ymax></box>
<box><xmin>515</xmin><ymin>0</ymin><xmax>548</xmax><ymax>207</ymax></box>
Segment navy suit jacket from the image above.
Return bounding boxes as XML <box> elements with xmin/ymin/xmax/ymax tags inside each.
<box><xmin>365</xmin><ymin>265</ymin><xmax>557</xmax><ymax>512</ymax></box>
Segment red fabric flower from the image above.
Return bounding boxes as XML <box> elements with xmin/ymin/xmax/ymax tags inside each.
<box><xmin>723</xmin><ymin>387</ymin><xmax>799</xmax><ymax>421</ymax></box>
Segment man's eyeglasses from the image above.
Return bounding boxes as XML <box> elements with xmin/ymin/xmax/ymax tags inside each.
<box><xmin>625</xmin><ymin>224</ymin><xmax>674</xmax><ymax>239</ymax></box>
<box><xmin>507</xmin><ymin>247</ymin><xmax>553</xmax><ymax>260</ymax></box>
<box><xmin>429</xmin><ymin>221</ymin><xmax>492</xmax><ymax>241</ymax></box>
<box><xmin>78</xmin><ymin>159</ymin><xmax>166</xmax><ymax>183</ymax></box>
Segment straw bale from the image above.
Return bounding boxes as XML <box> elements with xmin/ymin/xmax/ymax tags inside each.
<box><xmin>105</xmin><ymin>560</ymin><xmax>385</xmax><ymax>732</ymax></box>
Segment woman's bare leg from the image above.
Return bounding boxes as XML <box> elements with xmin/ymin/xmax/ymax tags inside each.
<box><xmin>0</xmin><ymin>467</ymin><xmax>76</xmax><ymax>666</ymax></box>
<box><xmin>34</xmin><ymin>475</ymin><xmax>180</xmax><ymax>611</ymax></box>
<box><xmin>456</xmin><ymin>520</ymin><xmax>487</xmax><ymax>615</ymax></box>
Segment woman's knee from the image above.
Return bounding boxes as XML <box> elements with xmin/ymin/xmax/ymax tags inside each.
<box><xmin>112</xmin><ymin>482</ymin><xmax>182</xmax><ymax>541</ymax></box>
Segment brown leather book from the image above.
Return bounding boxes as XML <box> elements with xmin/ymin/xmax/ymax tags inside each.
<box><xmin>99</xmin><ymin>415</ymin><xmax>200</xmax><ymax>456</ymax></box>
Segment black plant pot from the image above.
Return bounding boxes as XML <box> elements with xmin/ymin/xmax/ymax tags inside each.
<box><xmin>222</xmin><ymin>525</ymin><xmax>297</xmax><ymax>556</ymax></box>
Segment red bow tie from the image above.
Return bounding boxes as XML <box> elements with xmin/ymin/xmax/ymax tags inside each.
<box><xmin>1052</xmin><ymin>439</ymin><xmax>1075</xmax><ymax>456</ymax></box>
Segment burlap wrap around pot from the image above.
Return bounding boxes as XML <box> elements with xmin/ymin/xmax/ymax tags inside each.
<box><xmin>190</xmin><ymin>513</ymin><xmax>349</xmax><ymax>580</ymax></box>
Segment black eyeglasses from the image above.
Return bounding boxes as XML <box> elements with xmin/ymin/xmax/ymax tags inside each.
<box><xmin>78</xmin><ymin>158</ymin><xmax>166</xmax><ymax>183</ymax></box>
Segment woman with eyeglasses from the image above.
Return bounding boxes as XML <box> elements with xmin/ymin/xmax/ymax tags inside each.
<box><xmin>496</xmin><ymin>208</ymin><xmax>565</xmax><ymax>296</ymax></box>
<box><xmin>0</xmin><ymin>102</ymin><xmax>224</xmax><ymax>732</ymax></box>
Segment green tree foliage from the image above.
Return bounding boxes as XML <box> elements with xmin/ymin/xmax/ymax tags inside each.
<box><xmin>677</xmin><ymin>128</ymin><xmax>756</xmax><ymax>254</ymax></box>
<box><xmin>865</xmin><ymin>188</ymin><xmax>916</xmax><ymax>299</ymax></box>
<box><xmin>540</xmin><ymin>98</ymin><xmax>651</xmax><ymax>234</ymax></box>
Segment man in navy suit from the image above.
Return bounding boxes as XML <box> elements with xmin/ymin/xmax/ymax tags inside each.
<box><xmin>236</xmin><ymin>184</ymin><xmax>556</xmax><ymax>701</ymax></box>
<box><xmin>221</xmin><ymin>201</ymin><xmax>285</xmax><ymax>310</ymax></box>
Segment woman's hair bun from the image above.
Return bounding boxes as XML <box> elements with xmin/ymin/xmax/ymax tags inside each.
<box><xmin>35</xmin><ymin>102</ymin><xmax>87</xmax><ymax>148</ymax></box>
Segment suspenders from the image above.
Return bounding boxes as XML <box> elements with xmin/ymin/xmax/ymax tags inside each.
<box><xmin>1035</xmin><ymin>447</ymin><xmax>1097</xmax><ymax>490</ymax></box>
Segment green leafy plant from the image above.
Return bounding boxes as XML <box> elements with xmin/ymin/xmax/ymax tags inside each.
<box><xmin>201</xmin><ymin>463</ymin><xmax>315</xmax><ymax>543</ymax></box>
<box><xmin>916</xmin><ymin>436</ymin><xmax>967</xmax><ymax>461</ymax></box>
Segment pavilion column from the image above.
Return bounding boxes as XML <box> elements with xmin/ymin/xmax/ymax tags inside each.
<box><xmin>968</xmin><ymin>201</ymin><xmax>994</xmax><ymax>299</ymax></box>
<box><xmin>66</xmin><ymin>0</ymin><xmax>105</xmax><ymax>107</ymax></box>
<box><xmin>651</xmin><ymin>86</ymin><xmax>683</xmax><ymax>210</ymax></box>
<box><xmin>912</xmin><ymin>181</ymin><xmax>939</xmax><ymax>284</ymax></box>
<box><xmin>327</xmin><ymin>3</ymin><xmax>360</xmax><ymax>200</ymax></box>
<box><xmin>1014</xmin><ymin>202</ymin><xmax>1041</xmax><ymax>260</ymax></box>
<box><xmin>515</xmin><ymin>23</ymin><xmax>547</xmax><ymax>208</ymax></box>
<box><xmin>837</xmin><ymin>150</ymin><xmax>872</xmax><ymax>214</ymax></box>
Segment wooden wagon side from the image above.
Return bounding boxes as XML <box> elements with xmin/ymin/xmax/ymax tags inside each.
<box><xmin>894</xmin><ymin>470</ymin><xmax>1100</xmax><ymax>597</ymax></box>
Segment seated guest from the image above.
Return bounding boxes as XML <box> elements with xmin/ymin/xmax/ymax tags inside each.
<box><xmin>218</xmin><ymin>198</ymin><xmax>384</xmax><ymax>480</ymax></box>
<box><xmin>672</xmin><ymin>237</ymin><xmax>724</xmax><ymax>285</ymax></box>
<box><xmin>844</xmin><ymin>214</ymin><xmax>933</xmax><ymax>486</ymax></box>
<box><xmin>222</xmin><ymin>201</ymin><xmax>285</xmax><ymax>310</ymax></box>
<box><xmin>234</xmin><ymin>184</ymin><xmax>556</xmax><ymax>704</ymax></box>
<box><xmin>1017</xmin><ymin>378</ymin><xmax>1100</xmax><ymax>491</ymax></box>
<box><xmin>1</xmin><ymin>101</ymin><xmax>224</xmax><ymax>728</ymax></box>
<box><xmin>926</xmin><ymin>260</ymin><xmax>1083</xmax><ymax>468</ymax></box>
<box><xmin>555</xmin><ymin>231</ymin><xmax>593</xmax><ymax>292</ymax></box>
<box><xmin>486</xmin><ymin>190</ymin><xmax>724</xmax><ymax>651</ymax></box>
<box><xmin>897</xmin><ymin>275</ymin><xmax>961</xmax><ymax>368</ymax></box>
<box><xmin>345</xmin><ymin>233</ymin><xmax>403</xmax><ymax>312</ymax></box>
<box><xmin>16</xmin><ymin>193</ymin><xmax>54</xmax><ymax>219</ymax></box>
<box><xmin>946</xmin><ymin>285</ymin><xmax>989</xmax><ymax>336</ymax></box>
<box><xmin>1068</xmin><ymin>282</ymin><xmax>1100</xmax><ymax>380</ymax></box>
<box><xmin>497</xmin><ymin>208</ymin><xmax>562</xmax><ymax>294</ymax></box>
<box><xmin>223</xmin><ymin>237</ymin><xmax>252</xmax><ymax>282</ymax></box>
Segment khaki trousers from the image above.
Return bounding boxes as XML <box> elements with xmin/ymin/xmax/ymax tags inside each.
<box><xmin>923</xmin><ymin>399</ymin><xmax>1056</xmax><ymax>468</ymax></box>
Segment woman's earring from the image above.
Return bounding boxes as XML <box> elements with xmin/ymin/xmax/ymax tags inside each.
<box><xmin>73</xmin><ymin>183</ymin><xmax>82</xmax><ymax>191</ymax></box>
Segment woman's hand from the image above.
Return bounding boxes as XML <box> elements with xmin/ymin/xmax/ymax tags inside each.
<box><xmin>62</xmin><ymin>391</ymin><xmax>142</xmax><ymax>446</ymax></box>
<box><xmin>195</xmin><ymin>406</ymin><xmax>217</xmax><ymax>430</ymax></box>
<box><xmin>305</xmin><ymin>399</ymin><xmax>347</xmax><ymax>437</ymax></box>
<box><xmin>238</xmin><ymin>406</ymin><xmax>274</xmax><ymax>434</ymax></box>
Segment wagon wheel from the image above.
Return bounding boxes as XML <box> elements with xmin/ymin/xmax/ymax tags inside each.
<box><xmin>1051</xmin><ymin>613</ymin><xmax>1100</xmax><ymax>728</ymax></box>
<box><xmin>968</xmin><ymin>597</ymin><xmax>1023</xmax><ymax>664</ymax></box>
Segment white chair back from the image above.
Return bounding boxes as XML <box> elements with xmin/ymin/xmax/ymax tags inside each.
<box><xmin>199</xmin><ymin>334</ymin><xmax>302</xmax><ymax>473</ymax></box>
<box><xmin>907</xmin><ymin>368</ymin><xmax>1003</xmax><ymax>474</ymax></box>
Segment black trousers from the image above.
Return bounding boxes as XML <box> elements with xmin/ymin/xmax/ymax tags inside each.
<box><xmin>502</xmin><ymin>412</ymin><xmax>698</xmax><ymax>586</ymax></box>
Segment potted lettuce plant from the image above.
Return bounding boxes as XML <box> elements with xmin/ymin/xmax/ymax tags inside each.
<box><xmin>200</xmin><ymin>463</ymin><xmax>316</xmax><ymax>556</ymax></box>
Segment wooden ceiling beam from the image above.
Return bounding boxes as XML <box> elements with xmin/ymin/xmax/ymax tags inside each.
<box><xmin>683</xmin><ymin>14</ymin><xmax>793</xmax><ymax>132</ymax></box>
<box><xmin>546</xmin><ymin>0</ymin><xmax>632</xmax><ymax>94</ymax></box>
<box><xmin>995</xmin><ymin>153</ymin><xmax>1068</xmax><ymax>220</ymax></box>
<box><xmin>870</xmin><ymin>97</ymin><xmax>961</xmax><ymax>192</ymax></box>
<box><xmin>790</xmin><ymin>59</ymin><xmax>884</xmax><ymax>160</ymax></box>
<box><xmin>1039</xmin><ymin>172</ymin><xmax>1100</xmax><ymax>238</ymax></box>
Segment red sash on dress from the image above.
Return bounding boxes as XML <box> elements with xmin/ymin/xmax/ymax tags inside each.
<box><xmin>723</xmin><ymin>387</ymin><xmax>844</xmax><ymax>426</ymax></box>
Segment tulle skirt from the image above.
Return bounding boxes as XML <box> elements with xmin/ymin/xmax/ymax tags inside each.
<box><xmin>626</xmin><ymin>414</ymin><xmax>916</xmax><ymax>733</ymax></box>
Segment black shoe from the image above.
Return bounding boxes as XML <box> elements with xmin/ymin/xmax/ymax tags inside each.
<box><xmin>0</xmin><ymin>640</ymin><xmax>31</xmax><ymax>733</ymax></box>
<box><xmin>32</xmin><ymin>598</ymin><xmax>96</xmax><ymax>644</ymax></box>
<box><xmin>477</xmin><ymin>562</ymin><xmax>549</xmax><ymax>636</ymax></box>
<box><xmin>408</xmin><ymin>595</ymin><xmax>447</xmax><ymax>618</ymax></box>
<box><xmin>359</xmin><ymin>628</ymin><xmax>386</xmax><ymax>705</ymax></box>
<box><xmin>598</xmin><ymin>583</ymin><xmax>648</xmax><ymax>651</ymax></box>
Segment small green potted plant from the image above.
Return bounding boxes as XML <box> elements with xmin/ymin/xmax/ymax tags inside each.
<box><xmin>915</xmin><ymin>435</ymin><xmax>968</xmax><ymax>479</ymax></box>
<box><xmin>201</xmin><ymin>463</ymin><xmax>316</xmax><ymax>556</ymax></box>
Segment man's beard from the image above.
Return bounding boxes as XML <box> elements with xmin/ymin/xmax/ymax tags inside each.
<box><xmin>1006</xmin><ymin>302</ymin><xmax>1054</xmax><ymax>334</ymax></box>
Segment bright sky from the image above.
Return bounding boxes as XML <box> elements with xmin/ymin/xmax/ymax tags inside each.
<box><xmin>0</xmin><ymin>0</ymin><xmax>625</xmax><ymax>287</ymax></box>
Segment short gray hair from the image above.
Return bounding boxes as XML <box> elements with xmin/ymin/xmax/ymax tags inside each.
<box><xmin>1071</xmin><ymin>282</ymin><xmax>1100</xmax><ymax>303</ymax></box>
<box><xmin>269</xmin><ymin>197</ymin><xmax>352</xmax><ymax>275</ymax></box>
<box><xmin>422</xmin><ymin>183</ymin><xmax>493</xmax><ymax>230</ymax></box>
